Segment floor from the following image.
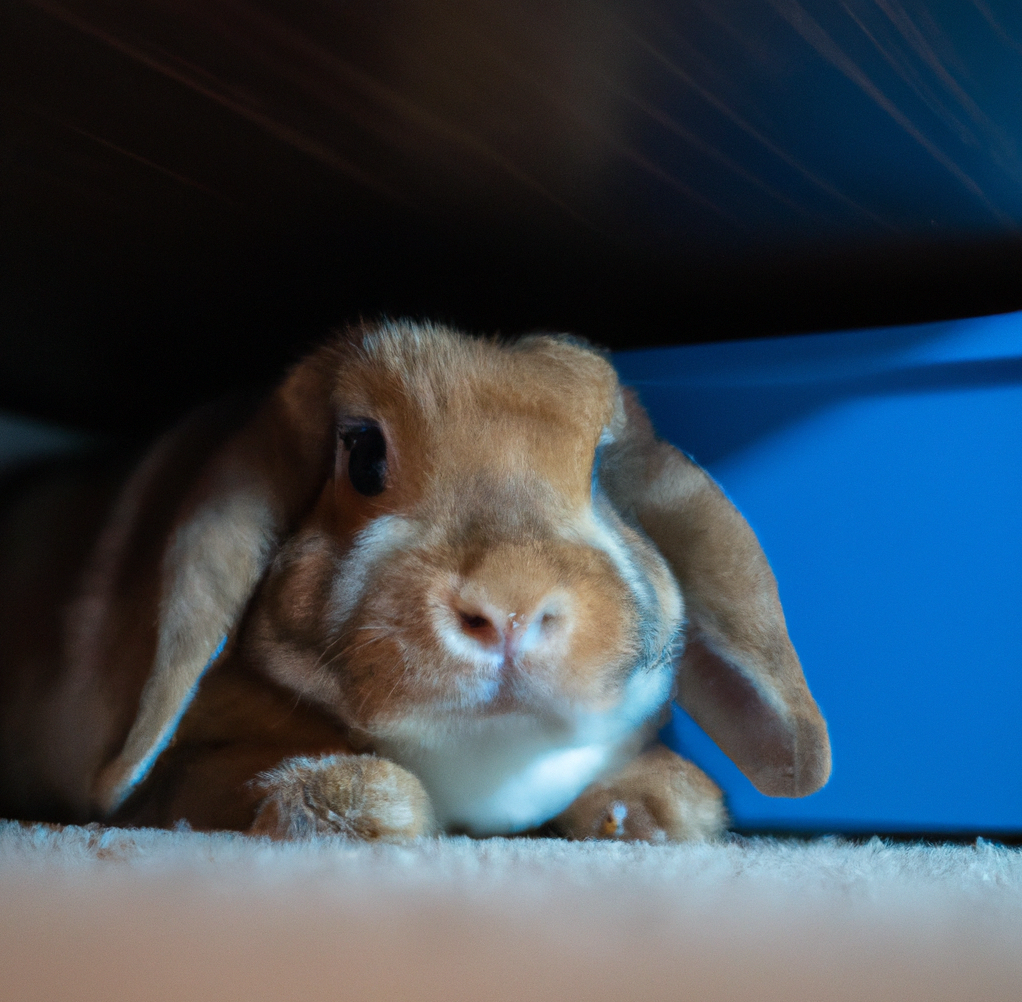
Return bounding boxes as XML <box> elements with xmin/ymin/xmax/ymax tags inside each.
<box><xmin>3</xmin><ymin>821</ymin><xmax>1021</xmax><ymax>1001</ymax></box>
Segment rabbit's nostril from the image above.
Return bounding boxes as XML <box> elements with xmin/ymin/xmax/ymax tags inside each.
<box><xmin>457</xmin><ymin>609</ymin><xmax>502</xmax><ymax>649</ymax></box>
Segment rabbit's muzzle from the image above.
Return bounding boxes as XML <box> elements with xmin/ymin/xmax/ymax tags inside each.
<box><xmin>249</xmin><ymin>499</ymin><xmax>683</xmax><ymax>737</ymax></box>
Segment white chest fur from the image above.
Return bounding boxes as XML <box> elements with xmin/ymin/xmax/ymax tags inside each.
<box><xmin>374</xmin><ymin>665</ymin><xmax>672</xmax><ymax>835</ymax></box>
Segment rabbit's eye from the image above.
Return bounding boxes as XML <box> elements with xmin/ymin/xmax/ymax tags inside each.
<box><xmin>341</xmin><ymin>423</ymin><xmax>388</xmax><ymax>496</ymax></box>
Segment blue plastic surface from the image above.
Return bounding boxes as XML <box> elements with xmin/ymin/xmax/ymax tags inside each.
<box><xmin>614</xmin><ymin>311</ymin><xmax>1022</xmax><ymax>833</ymax></box>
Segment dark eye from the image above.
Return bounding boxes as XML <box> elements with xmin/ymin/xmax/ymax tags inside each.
<box><xmin>341</xmin><ymin>422</ymin><xmax>388</xmax><ymax>496</ymax></box>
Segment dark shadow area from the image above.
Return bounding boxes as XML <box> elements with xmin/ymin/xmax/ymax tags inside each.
<box><xmin>3</xmin><ymin>0</ymin><xmax>1022</xmax><ymax>435</ymax></box>
<box><xmin>5</xmin><ymin>217</ymin><xmax>1022</xmax><ymax>437</ymax></box>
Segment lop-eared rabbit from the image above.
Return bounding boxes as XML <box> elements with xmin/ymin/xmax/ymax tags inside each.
<box><xmin>0</xmin><ymin>321</ymin><xmax>829</xmax><ymax>841</ymax></box>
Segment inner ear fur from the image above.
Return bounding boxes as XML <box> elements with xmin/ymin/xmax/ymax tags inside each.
<box><xmin>91</xmin><ymin>350</ymin><xmax>338</xmax><ymax>815</ymax></box>
<box><xmin>602</xmin><ymin>389</ymin><xmax>831</xmax><ymax>798</ymax></box>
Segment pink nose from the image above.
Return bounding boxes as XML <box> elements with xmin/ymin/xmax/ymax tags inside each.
<box><xmin>453</xmin><ymin>597</ymin><xmax>565</xmax><ymax>661</ymax></box>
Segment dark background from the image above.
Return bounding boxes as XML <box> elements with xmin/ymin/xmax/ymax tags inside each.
<box><xmin>3</xmin><ymin>0</ymin><xmax>1021</xmax><ymax>437</ymax></box>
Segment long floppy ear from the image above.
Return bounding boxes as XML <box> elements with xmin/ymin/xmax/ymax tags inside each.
<box><xmin>603</xmin><ymin>389</ymin><xmax>831</xmax><ymax>797</ymax></box>
<box><xmin>91</xmin><ymin>349</ymin><xmax>338</xmax><ymax>815</ymax></box>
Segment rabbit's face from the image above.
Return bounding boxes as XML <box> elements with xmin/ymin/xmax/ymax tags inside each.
<box><xmin>247</xmin><ymin>323</ymin><xmax>683</xmax><ymax>739</ymax></box>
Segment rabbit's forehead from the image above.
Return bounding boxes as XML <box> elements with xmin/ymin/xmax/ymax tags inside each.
<box><xmin>336</xmin><ymin>343</ymin><xmax>617</xmax><ymax>423</ymax></box>
<box><xmin>333</xmin><ymin>334</ymin><xmax>620</xmax><ymax>493</ymax></box>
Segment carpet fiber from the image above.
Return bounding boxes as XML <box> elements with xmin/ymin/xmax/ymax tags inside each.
<box><xmin>2</xmin><ymin>821</ymin><xmax>1020</xmax><ymax>1001</ymax></box>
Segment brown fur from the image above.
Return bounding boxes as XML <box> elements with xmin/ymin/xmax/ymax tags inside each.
<box><xmin>0</xmin><ymin>321</ymin><xmax>830</xmax><ymax>841</ymax></box>
<box><xmin>552</xmin><ymin>745</ymin><xmax>726</xmax><ymax>842</ymax></box>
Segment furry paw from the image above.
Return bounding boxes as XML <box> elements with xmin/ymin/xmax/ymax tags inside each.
<box><xmin>552</xmin><ymin>745</ymin><xmax>726</xmax><ymax>843</ymax></box>
<box><xmin>248</xmin><ymin>753</ymin><xmax>437</xmax><ymax>841</ymax></box>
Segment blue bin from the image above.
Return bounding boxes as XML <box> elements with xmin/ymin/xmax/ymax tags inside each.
<box><xmin>615</xmin><ymin>311</ymin><xmax>1022</xmax><ymax>835</ymax></box>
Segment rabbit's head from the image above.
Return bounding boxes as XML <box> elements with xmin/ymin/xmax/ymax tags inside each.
<box><xmin>246</xmin><ymin>323</ymin><xmax>683</xmax><ymax>742</ymax></box>
<box><xmin>93</xmin><ymin>321</ymin><xmax>830</xmax><ymax>817</ymax></box>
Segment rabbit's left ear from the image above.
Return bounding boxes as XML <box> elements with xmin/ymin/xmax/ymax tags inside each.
<box><xmin>92</xmin><ymin>351</ymin><xmax>338</xmax><ymax>815</ymax></box>
<box><xmin>603</xmin><ymin>390</ymin><xmax>831</xmax><ymax>797</ymax></box>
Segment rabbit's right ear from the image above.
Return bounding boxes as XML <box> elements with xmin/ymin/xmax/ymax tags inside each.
<box><xmin>603</xmin><ymin>389</ymin><xmax>831</xmax><ymax>798</ymax></box>
<box><xmin>92</xmin><ymin>349</ymin><xmax>338</xmax><ymax>815</ymax></box>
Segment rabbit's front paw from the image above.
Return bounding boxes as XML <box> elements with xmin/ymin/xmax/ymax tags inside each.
<box><xmin>248</xmin><ymin>753</ymin><xmax>436</xmax><ymax>841</ymax></box>
<box><xmin>552</xmin><ymin>744</ymin><xmax>726</xmax><ymax>843</ymax></box>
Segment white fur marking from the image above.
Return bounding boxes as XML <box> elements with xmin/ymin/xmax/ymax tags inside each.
<box><xmin>377</xmin><ymin>659</ymin><xmax>672</xmax><ymax>835</ymax></box>
<box><xmin>472</xmin><ymin>744</ymin><xmax>609</xmax><ymax>830</ymax></box>
<box><xmin>436</xmin><ymin>620</ymin><xmax>504</xmax><ymax>671</ymax></box>
<box><xmin>582</xmin><ymin>497</ymin><xmax>655</xmax><ymax>614</ymax></box>
<box><xmin>328</xmin><ymin>516</ymin><xmax>415</xmax><ymax>628</ymax></box>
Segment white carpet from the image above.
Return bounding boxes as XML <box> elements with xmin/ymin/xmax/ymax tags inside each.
<box><xmin>2</xmin><ymin>822</ymin><xmax>1021</xmax><ymax>1001</ymax></box>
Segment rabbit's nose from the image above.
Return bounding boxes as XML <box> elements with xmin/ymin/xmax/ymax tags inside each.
<box><xmin>452</xmin><ymin>597</ymin><xmax>567</xmax><ymax>662</ymax></box>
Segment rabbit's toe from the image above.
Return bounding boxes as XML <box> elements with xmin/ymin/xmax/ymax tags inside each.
<box><xmin>248</xmin><ymin>753</ymin><xmax>436</xmax><ymax>841</ymax></box>
<box><xmin>552</xmin><ymin>744</ymin><xmax>726</xmax><ymax>843</ymax></box>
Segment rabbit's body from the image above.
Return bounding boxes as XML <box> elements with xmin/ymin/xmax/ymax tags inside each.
<box><xmin>0</xmin><ymin>321</ymin><xmax>830</xmax><ymax>841</ymax></box>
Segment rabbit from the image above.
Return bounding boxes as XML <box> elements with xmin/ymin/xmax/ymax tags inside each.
<box><xmin>0</xmin><ymin>320</ymin><xmax>830</xmax><ymax>842</ymax></box>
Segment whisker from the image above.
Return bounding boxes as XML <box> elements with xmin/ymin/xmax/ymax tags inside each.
<box><xmin>377</xmin><ymin>641</ymin><xmax>416</xmax><ymax>714</ymax></box>
<box><xmin>311</xmin><ymin>632</ymin><xmax>348</xmax><ymax>674</ymax></box>
<box><xmin>320</xmin><ymin>630</ymin><xmax>393</xmax><ymax>673</ymax></box>
<box><xmin>353</xmin><ymin>636</ymin><xmax>412</xmax><ymax>722</ymax></box>
<box><xmin>311</xmin><ymin>621</ymin><xmax>396</xmax><ymax>675</ymax></box>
